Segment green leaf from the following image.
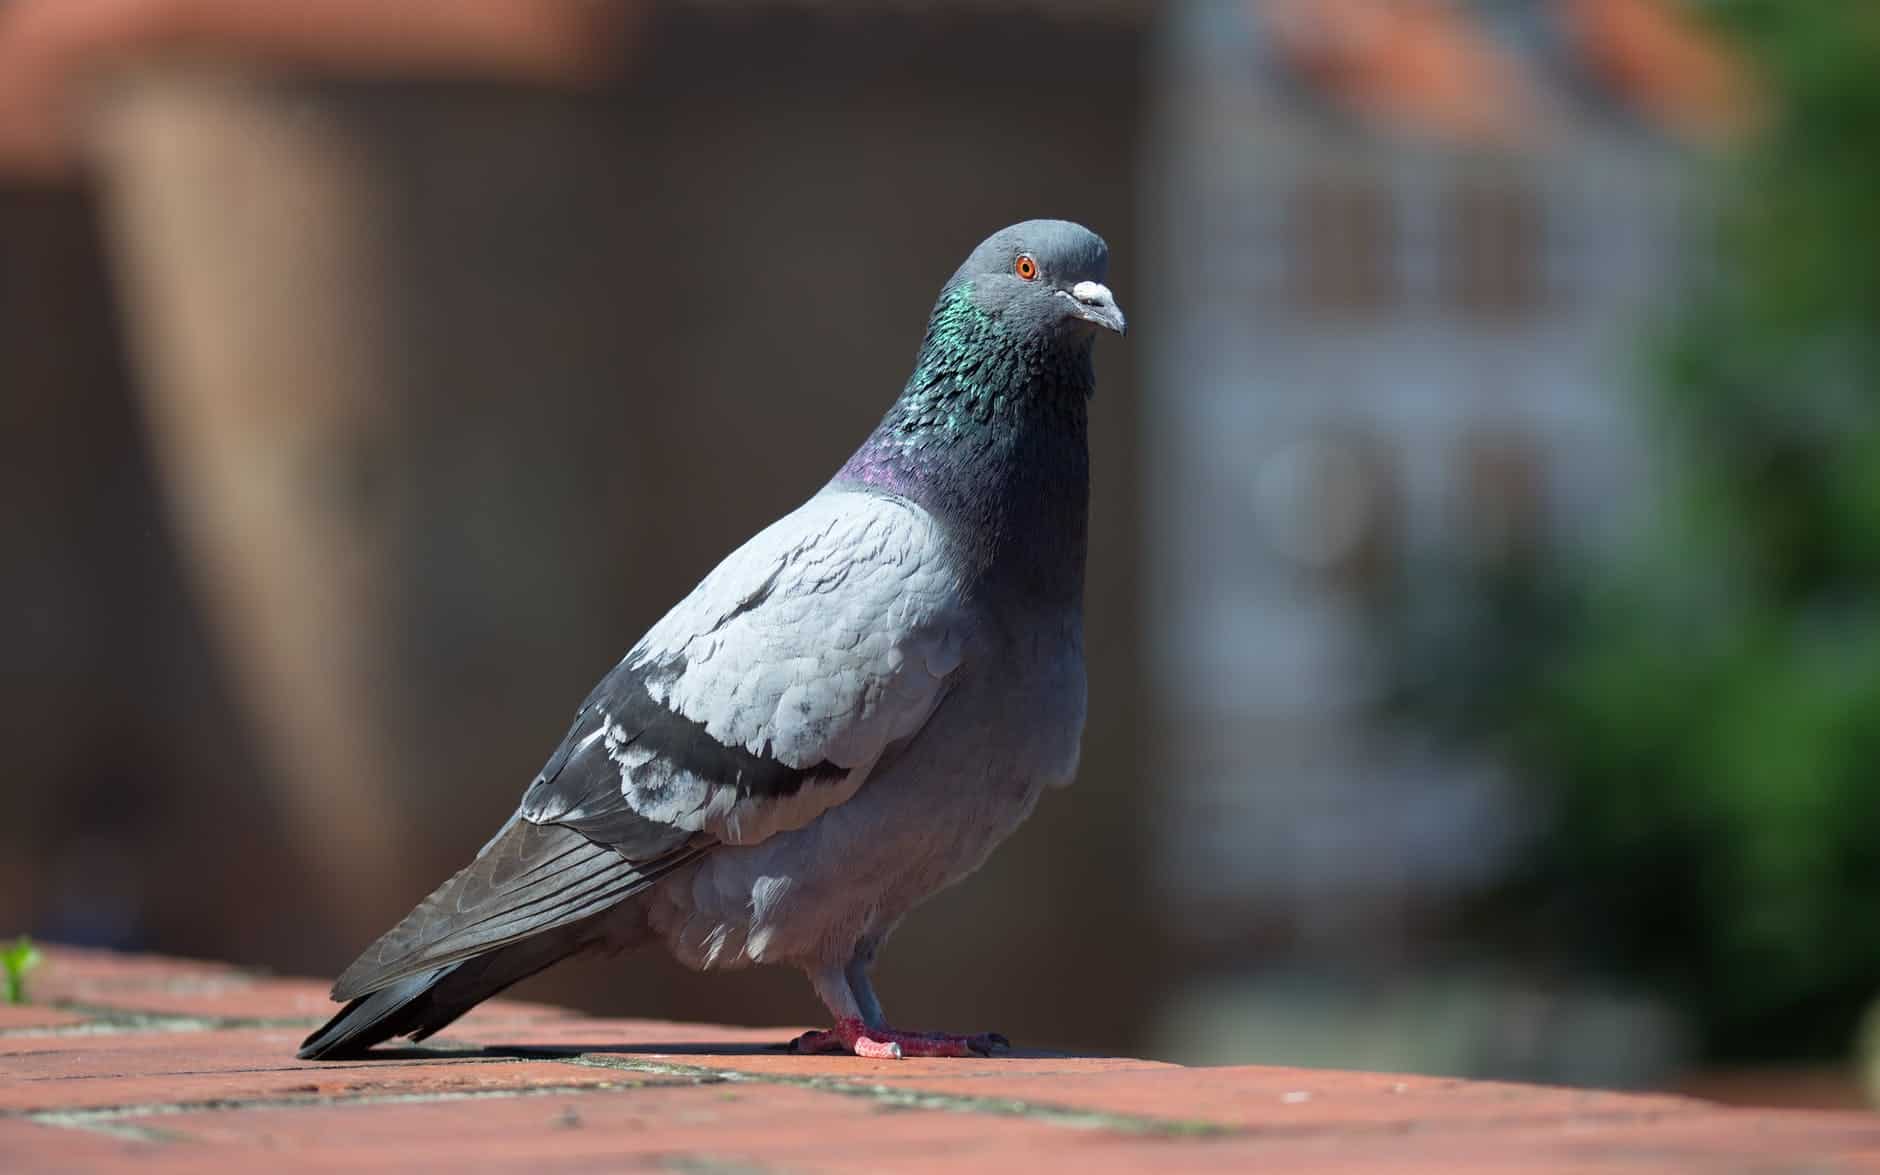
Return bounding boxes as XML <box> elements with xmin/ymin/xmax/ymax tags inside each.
<box><xmin>2</xmin><ymin>936</ymin><xmax>42</xmax><ymax>1005</ymax></box>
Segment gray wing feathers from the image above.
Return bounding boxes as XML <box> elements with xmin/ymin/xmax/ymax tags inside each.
<box><xmin>544</xmin><ymin>490</ymin><xmax>966</xmax><ymax>847</ymax></box>
<box><xmin>331</xmin><ymin>818</ymin><xmax>700</xmax><ymax>1000</ymax></box>
<box><xmin>635</xmin><ymin>490</ymin><xmax>964</xmax><ymax>769</ymax></box>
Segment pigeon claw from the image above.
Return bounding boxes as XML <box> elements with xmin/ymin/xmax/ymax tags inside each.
<box><xmin>788</xmin><ymin>1018</ymin><xmax>1010</xmax><ymax>1059</ymax></box>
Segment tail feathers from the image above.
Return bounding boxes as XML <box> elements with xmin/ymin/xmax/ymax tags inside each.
<box><xmin>297</xmin><ymin>967</ymin><xmax>455</xmax><ymax>1060</ymax></box>
<box><xmin>332</xmin><ymin>818</ymin><xmax>701</xmax><ymax>1001</ymax></box>
<box><xmin>302</xmin><ymin>816</ymin><xmax>704</xmax><ymax>1061</ymax></box>
<box><xmin>297</xmin><ymin>922</ymin><xmax>594</xmax><ymax>1060</ymax></box>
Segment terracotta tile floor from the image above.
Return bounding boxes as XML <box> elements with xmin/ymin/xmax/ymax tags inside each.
<box><xmin>4</xmin><ymin>947</ymin><xmax>1876</xmax><ymax>1172</ymax></box>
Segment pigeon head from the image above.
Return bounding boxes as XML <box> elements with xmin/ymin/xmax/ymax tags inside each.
<box><xmin>945</xmin><ymin>220</ymin><xmax>1126</xmax><ymax>341</ymax></box>
<box><xmin>898</xmin><ymin>219</ymin><xmax>1125</xmax><ymax>410</ymax></box>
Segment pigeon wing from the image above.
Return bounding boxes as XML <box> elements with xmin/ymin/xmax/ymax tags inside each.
<box><xmin>332</xmin><ymin>489</ymin><xmax>965</xmax><ymax>999</ymax></box>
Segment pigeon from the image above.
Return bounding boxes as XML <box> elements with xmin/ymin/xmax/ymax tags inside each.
<box><xmin>298</xmin><ymin>219</ymin><xmax>1125</xmax><ymax>1061</ymax></box>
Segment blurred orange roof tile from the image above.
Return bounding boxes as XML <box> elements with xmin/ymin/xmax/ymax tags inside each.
<box><xmin>1561</xmin><ymin>0</ymin><xmax>1762</xmax><ymax>143</ymax></box>
<box><xmin>1262</xmin><ymin>0</ymin><xmax>1542</xmax><ymax>146</ymax></box>
<box><xmin>0</xmin><ymin>0</ymin><xmax>640</xmax><ymax>179</ymax></box>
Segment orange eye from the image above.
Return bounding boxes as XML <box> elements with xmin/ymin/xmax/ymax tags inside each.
<box><xmin>1014</xmin><ymin>254</ymin><xmax>1038</xmax><ymax>281</ymax></box>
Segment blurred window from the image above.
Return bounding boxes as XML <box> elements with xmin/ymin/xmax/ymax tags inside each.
<box><xmin>1458</xmin><ymin>429</ymin><xmax>1546</xmax><ymax>566</ymax></box>
<box><xmin>1290</xmin><ymin>174</ymin><xmax>1397</xmax><ymax>316</ymax></box>
<box><xmin>1447</xmin><ymin>177</ymin><xmax>1541</xmax><ymax>319</ymax></box>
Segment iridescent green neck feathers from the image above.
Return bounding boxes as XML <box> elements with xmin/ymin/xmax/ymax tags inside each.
<box><xmin>834</xmin><ymin>282</ymin><xmax>1092</xmax><ymax>599</ymax></box>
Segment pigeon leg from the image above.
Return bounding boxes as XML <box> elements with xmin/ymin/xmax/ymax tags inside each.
<box><xmin>790</xmin><ymin>1018</ymin><xmax>1010</xmax><ymax>1058</ymax></box>
<box><xmin>845</xmin><ymin>938</ymin><xmax>887</xmax><ymax>1030</ymax></box>
<box><xmin>790</xmin><ymin>962</ymin><xmax>1009</xmax><ymax>1058</ymax></box>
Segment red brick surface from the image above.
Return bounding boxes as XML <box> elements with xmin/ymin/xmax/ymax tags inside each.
<box><xmin>0</xmin><ymin>1004</ymin><xmax>85</xmax><ymax>1032</ymax></box>
<box><xmin>2</xmin><ymin>947</ymin><xmax>1876</xmax><ymax>1172</ymax></box>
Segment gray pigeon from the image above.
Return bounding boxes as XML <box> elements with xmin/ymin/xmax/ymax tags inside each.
<box><xmin>299</xmin><ymin>219</ymin><xmax>1125</xmax><ymax>1061</ymax></box>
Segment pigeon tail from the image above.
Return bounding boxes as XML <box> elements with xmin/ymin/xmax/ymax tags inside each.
<box><xmin>330</xmin><ymin>819</ymin><xmax>699</xmax><ymax>1001</ymax></box>
<box><xmin>297</xmin><ymin>920</ymin><xmax>598</xmax><ymax>1059</ymax></box>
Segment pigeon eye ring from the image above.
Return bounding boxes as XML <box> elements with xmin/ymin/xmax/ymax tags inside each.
<box><xmin>1014</xmin><ymin>253</ymin><xmax>1038</xmax><ymax>281</ymax></box>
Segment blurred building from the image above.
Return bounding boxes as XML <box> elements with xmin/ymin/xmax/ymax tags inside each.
<box><xmin>1140</xmin><ymin>0</ymin><xmax>1748</xmax><ymax>1080</ymax></box>
<box><xmin>0</xmin><ymin>0</ymin><xmax>1767</xmax><ymax>1083</ymax></box>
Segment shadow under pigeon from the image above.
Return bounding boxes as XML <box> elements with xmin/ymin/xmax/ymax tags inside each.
<box><xmin>331</xmin><ymin>1040</ymin><xmax>806</xmax><ymax>1062</ymax></box>
<box><xmin>338</xmin><ymin>1038</ymin><xmax>1086</xmax><ymax>1062</ymax></box>
<box><xmin>490</xmin><ymin>1041</ymin><xmax>1081</xmax><ymax>1061</ymax></box>
<box><xmin>498</xmin><ymin>1041</ymin><xmax>787</xmax><ymax>1058</ymax></box>
<box><xmin>330</xmin><ymin>1045</ymin><xmax>501</xmax><ymax>1062</ymax></box>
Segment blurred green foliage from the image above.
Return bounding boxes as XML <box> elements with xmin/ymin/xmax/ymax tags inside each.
<box><xmin>3</xmin><ymin>936</ymin><xmax>41</xmax><ymax>1005</ymax></box>
<box><xmin>1390</xmin><ymin>1</ymin><xmax>1880</xmax><ymax>1062</ymax></box>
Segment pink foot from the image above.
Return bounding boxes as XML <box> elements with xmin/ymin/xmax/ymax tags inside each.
<box><xmin>789</xmin><ymin>1017</ymin><xmax>1010</xmax><ymax>1059</ymax></box>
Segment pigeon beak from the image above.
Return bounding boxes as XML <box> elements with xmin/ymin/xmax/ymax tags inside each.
<box><xmin>1068</xmin><ymin>281</ymin><xmax>1127</xmax><ymax>336</ymax></box>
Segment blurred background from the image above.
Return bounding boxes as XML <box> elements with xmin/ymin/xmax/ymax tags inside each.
<box><xmin>3</xmin><ymin>0</ymin><xmax>1875</xmax><ymax>1106</ymax></box>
